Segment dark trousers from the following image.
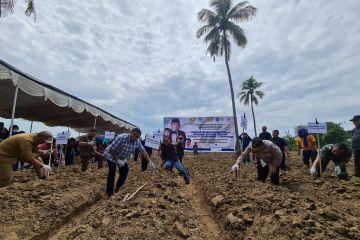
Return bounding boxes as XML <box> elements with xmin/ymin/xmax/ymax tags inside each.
<box><xmin>256</xmin><ymin>160</ymin><xmax>279</xmax><ymax>185</ymax></box>
<box><xmin>302</xmin><ymin>149</ymin><xmax>317</xmax><ymax>166</ymax></box>
<box><xmin>280</xmin><ymin>154</ymin><xmax>286</xmax><ymax>170</ymax></box>
<box><xmin>81</xmin><ymin>156</ymin><xmax>90</xmax><ymax>172</ymax></box>
<box><xmin>193</xmin><ymin>150</ymin><xmax>198</xmax><ymax>156</ymax></box>
<box><xmin>106</xmin><ymin>160</ymin><xmax>129</xmax><ymax>197</ymax></box>
<box><xmin>134</xmin><ymin>149</ymin><xmax>139</xmax><ymax>161</ymax></box>
<box><xmin>94</xmin><ymin>151</ymin><xmax>105</xmax><ymax>169</ymax></box>
<box><xmin>177</xmin><ymin>154</ymin><xmax>184</xmax><ymax>163</ymax></box>
<box><xmin>141</xmin><ymin>158</ymin><xmax>148</xmax><ymax>172</ymax></box>
<box><xmin>354</xmin><ymin>150</ymin><xmax>360</xmax><ymax>177</ymax></box>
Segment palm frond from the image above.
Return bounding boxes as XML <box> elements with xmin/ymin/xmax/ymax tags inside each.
<box><xmin>206</xmin><ymin>33</ymin><xmax>221</xmax><ymax>60</ymax></box>
<box><xmin>255</xmin><ymin>90</ymin><xmax>264</xmax><ymax>99</ymax></box>
<box><xmin>25</xmin><ymin>0</ymin><xmax>36</xmax><ymax>22</ymax></box>
<box><xmin>253</xmin><ymin>95</ymin><xmax>258</xmax><ymax>105</ymax></box>
<box><xmin>196</xmin><ymin>25</ymin><xmax>214</xmax><ymax>39</ymax></box>
<box><xmin>220</xmin><ymin>32</ymin><xmax>231</xmax><ymax>60</ymax></box>
<box><xmin>0</xmin><ymin>0</ymin><xmax>15</xmax><ymax>17</ymax></box>
<box><xmin>204</xmin><ymin>26</ymin><xmax>220</xmax><ymax>43</ymax></box>
<box><xmin>226</xmin><ymin>20</ymin><xmax>247</xmax><ymax>47</ymax></box>
<box><xmin>210</xmin><ymin>0</ymin><xmax>232</xmax><ymax>17</ymax></box>
<box><xmin>198</xmin><ymin>8</ymin><xmax>216</xmax><ymax>22</ymax></box>
<box><xmin>227</xmin><ymin>1</ymin><xmax>248</xmax><ymax>17</ymax></box>
<box><xmin>228</xmin><ymin>4</ymin><xmax>257</xmax><ymax>22</ymax></box>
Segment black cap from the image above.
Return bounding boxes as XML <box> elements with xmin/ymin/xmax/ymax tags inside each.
<box><xmin>171</xmin><ymin>118</ymin><xmax>180</xmax><ymax>124</ymax></box>
<box><xmin>350</xmin><ymin>115</ymin><xmax>360</xmax><ymax>121</ymax></box>
<box><xmin>252</xmin><ymin>137</ymin><xmax>263</xmax><ymax>148</ymax></box>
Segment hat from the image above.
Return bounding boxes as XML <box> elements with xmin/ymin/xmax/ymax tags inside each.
<box><xmin>350</xmin><ymin>115</ymin><xmax>360</xmax><ymax>121</ymax></box>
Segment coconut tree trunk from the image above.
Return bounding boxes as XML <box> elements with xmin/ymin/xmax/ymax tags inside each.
<box><xmin>250</xmin><ymin>94</ymin><xmax>257</xmax><ymax>137</ymax></box>
<box><xmin>223</xmin><ymin>31</ymin><xmax>240</xmax><ymax>153</ymax></box>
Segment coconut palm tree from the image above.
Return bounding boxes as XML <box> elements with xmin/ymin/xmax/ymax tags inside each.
<box><xmin>0</xmin><ymin>0</ymin><xmax>36</xmax><ymax>21</ymax></box>
<box><xmin>238</xmin><ymin>76</ymin><xmax>264</xmax><ymax>137</ymax></box>
<box><xmin>196</xmin><ymin>0</ymin><xmax>256</xmax><ymax>151</ymax></box>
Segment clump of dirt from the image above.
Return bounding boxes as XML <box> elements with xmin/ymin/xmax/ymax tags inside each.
<box><xmin>186</xmin><ymin>152</ymin><xmax>360</xmax><ymax>240</ymax></box>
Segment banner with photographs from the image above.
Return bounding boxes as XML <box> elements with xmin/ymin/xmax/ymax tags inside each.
<box><xmin>163</xmin><ymin>116</ymin><xmax>235</xmax><ymax>152</ymax></box>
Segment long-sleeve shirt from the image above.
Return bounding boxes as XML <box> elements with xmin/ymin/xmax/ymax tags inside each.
<box><xmin>351</xmin><ymin>127</ymin><xmax>360</xmax><ymax>150</ymax></box>
<box><xmin>160</xmin><ymin>143</ymin><xmax>178</xmax><ymax>161</ymax></box>
<box><xmin>242</xmin><ymin>140</ymin><xmax>283</xmax><ymax>167</ymax></box>
<box><xmin>104</xmin><ymin>134</ymin><xmax>145</xmax><ymax>163</ymax></box>
<box><xmin>0</xmin><ymin>133</ymin><xmax>38</xmax><ymax>164</ymax></box>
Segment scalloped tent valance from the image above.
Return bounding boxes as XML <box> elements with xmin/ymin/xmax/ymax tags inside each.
<box><xmin>0</xmin><ymin>59</ymin><xmax>137</xmax><ymax>133</ymax></box>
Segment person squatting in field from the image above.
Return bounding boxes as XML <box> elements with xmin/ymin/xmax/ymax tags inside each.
<box><xmin>160</xmin><ymin>135</ymin><xmax>190</xmax><ymax>184</ymax></box>
<box><xmin>231</xmin><ymin>137</ymin><xmax>283</xmax><ymax>185</ymax></box>
<box><xmin>0</xmin><ymin>131</ymin><xmax>53</xmax><ymax>187</ymax></box>
<box><xmin>310</xmin><ymin>143</ymin><xmax>352</xmax><ymax>180</ymax></box>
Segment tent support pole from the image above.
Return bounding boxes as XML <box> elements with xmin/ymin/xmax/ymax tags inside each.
<box><xmin>93</xmin><ymin>116</ymin><xmax>97</xmax><ymax>129</ymax></box>
<box><xmin>29</xmin><ymin>121</ymin><xmax>33</xmax><ymax>133</ymax></box>
<box><xmin>9</xmin><ymin>86</ymin><xmax>19</xmax><ymax>137</ymax></box>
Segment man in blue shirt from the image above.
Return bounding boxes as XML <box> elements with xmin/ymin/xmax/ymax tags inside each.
<box><xmin>104</xmin><ymin>128</ymin><xmax>154</xmax><ymax>198</ymax></box>
<box><xmin>350</xmin><ymin>115</ymin><xmax>360</xmax><ymax>177</ymax></box>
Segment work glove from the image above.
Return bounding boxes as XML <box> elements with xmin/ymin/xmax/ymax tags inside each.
<box><xmin>231</xmin><ymin>163</ymin><xmax>239</xmax><ymax>172</ymax></box>
<box><xmin>150</xmin><ymin>161</ymin><xmax>156</xmax><ymax>175</ymax></box>
<box><xmin>310</xmin><ymin>166</ymin><xmax>318</xmax><ymax>176</ymax></box>
<box><xmin>88</xmin><ymin>141</ymin><xmax>95</xmax><ymax>146</ymax></box>
<box><xmin>335</xmin><ymin>166</ymin><xmax>342</xmax><ymax>175</ymax></box>
<box><xmin>116</xmin><ymin>159</ymin><xmax>126</xmax><ymax>167</ymax></box>
<box><xmin>42</xmin><ymin>164</ymin><xmax>52</xmax><ymax>173</ymax></box>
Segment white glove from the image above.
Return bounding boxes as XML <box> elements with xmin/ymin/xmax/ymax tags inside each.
<box><xmin>310</xmin><ymin>166</ymin><xmax>318</xmax><ymax>176</ymax></box>
<box><xmin>88</xmin><ymin>141</ymin><xmax>95</xmax><ymax>146</ymax></box>
<box><xmin>231</xmin><ymin>163</ymin><xmax>239</xmax><ymax>172</ymax></box>
<box><xmin>150</xmin><ymin>162</ymin><xmax>156</xmax><ymax>175</ymax></box>
<box><xmin>116</xmin><ymin>159</ymin><xmax>125</xmax><ymax>167</ymax></box>
<box><xmin>42</xmin><ymin>164</ymin><xmax>52</xmax><ymax>173</ymax></box>
<box><xmin>335</xmin><ymin>166</ymin><xmax>341</xmax><ymax>175</ymax></box>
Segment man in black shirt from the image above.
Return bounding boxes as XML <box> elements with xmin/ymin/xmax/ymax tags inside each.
<box><xmin>259</xmin><ymin>126</ymin><xmax>272</xmax><ymax>140</ymax></box>
<box><xmin>271</xmin><ymin>130</ymin><xmax>290</xmax><ymax>170</ymax></box>
<box><xmin>160</xmin><ymin>135</ymin><xmax>189</xmax><ymax>184</ymax></box>
<box><xmin>140</xmin><ymin>138</ymin><xmax>153</xmax><ymax>171</ymax></box>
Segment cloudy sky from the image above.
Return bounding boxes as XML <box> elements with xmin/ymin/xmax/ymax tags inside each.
<box><xmin>0</xmin><ymin>0</ymin><xmax>359</xmax><ymax>137</ymax></box>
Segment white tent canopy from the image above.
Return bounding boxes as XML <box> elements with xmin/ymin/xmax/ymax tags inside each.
<box><xmin>0</xmin><ymin>59</ymin><xmax>137</xmax><ymax>133</ymax></box>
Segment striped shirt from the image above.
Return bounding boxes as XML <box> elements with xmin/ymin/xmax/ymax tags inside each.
<box><xmin>104</xmin><ymin>134</ymin><xmax>145</xmax><ymax>163</ymax></box>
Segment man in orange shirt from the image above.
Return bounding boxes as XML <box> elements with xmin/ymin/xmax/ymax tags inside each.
<box><xmin>296</xmin><ymin>128</ymin><xmax>317</xmax><ymax>168</ymax></box>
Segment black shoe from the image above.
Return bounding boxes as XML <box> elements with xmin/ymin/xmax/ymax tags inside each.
<box><xmin>185</xmin><ymin>180</ymin><xmax>190</xmax><ymax>185</ymax></box>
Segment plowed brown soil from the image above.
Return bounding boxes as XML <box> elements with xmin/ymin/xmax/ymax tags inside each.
<box><xmin>1</xmin><ymin>152</ymin><xmax>359</xmax><ymax>240</ymax></box>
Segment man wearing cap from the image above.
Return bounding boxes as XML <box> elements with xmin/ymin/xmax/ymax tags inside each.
<box><xmin>170</xmin><ymin>118</ymin><xmax>186</xmax><ymax>144</ymax></box>
<box><xmin>231</xmin><ymin>137</ymin><xmax>283</xmax><ymax>185</ymax></box>
<box><xmin>350</xmin><ymin>115</ymin><xmax>360</xmax><ymax>177</ymax></box>
<box><xmin>0</xmin><ymin>131</ymin><xmax>53</xmax><ymax>187</ymax></box>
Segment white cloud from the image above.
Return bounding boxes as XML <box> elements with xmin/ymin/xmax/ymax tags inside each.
<box><xmin>0</xmin><ymin>0</ymin><xmax>359</xmax><ymax>137</ymax></box>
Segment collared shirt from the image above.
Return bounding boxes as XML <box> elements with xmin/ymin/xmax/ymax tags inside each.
<box><xmin>351</xmin><ymin>127</ymin><xmax>360</xmax><ymax>150</ymax></box>
<box><xmin>0</xmin><ymin>133</ymin><xmax>38</xmax><ymax>163</ymax></box>
<box><xmin>104</xmin><ymin>134</ymin><xmax>145</xmax><ymax>163</ymax></box>
<box><xmin>320</xmin><ymin>144</ymin><xmax>351</xmax><ymax>166</ymax></box>
<box><xmin>79</xmin><ymin>134</ymin><xmax>95</xmax><ymax>157</ymax></box>
<box><xmin>242</xmin><ymin>140</ymin><xmax>283</xmax><ymax>167</ymax></box>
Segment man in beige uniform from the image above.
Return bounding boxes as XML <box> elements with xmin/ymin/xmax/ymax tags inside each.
<box><xmin>0</xmin><ymin>131</ymin><xmax>53</xmax><ymax>187</ymax></box>
<box><xmin>79</xmin><ymin>129</ymin><xmax>104</xmax><ymax>172</ymax></box>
